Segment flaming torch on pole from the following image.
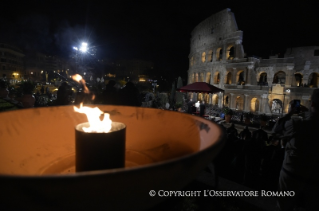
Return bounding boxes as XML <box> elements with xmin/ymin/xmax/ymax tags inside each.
<box><xmin>72</xmin><ymin>74</ymin><xmax>95</xmax><ymax>104</ymax></box>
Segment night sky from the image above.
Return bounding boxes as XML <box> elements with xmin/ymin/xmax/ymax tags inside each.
<box><xmin>1</xmin><ymin>1</ymin><xmax>319</xmax><ymax>80</ymax></box>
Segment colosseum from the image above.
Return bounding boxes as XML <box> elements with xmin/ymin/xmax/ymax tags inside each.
<box><xmin>187</xmin><ymin>8</ymin><xmax>319</xmax><ymax>115</ymax></box>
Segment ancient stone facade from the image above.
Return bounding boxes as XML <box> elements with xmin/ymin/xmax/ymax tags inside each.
<box><xmin>187</xmin><ymin>8</ymin><xmax>319</xmax><ymax>115</ymax></box>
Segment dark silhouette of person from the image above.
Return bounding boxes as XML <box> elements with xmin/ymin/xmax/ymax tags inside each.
<box><xmin>40</xmin><ymin>85</ymin><xmax>44</xmax><ymax>94</ymax></box>
<box><xmin>187</xmin><ymin>99</ymin><xmax>193</xmax><ymax>114</ymax></box>
<box><xmin>227</xmin><ymin>124</ymin><xmax>246</xmax><ymax>183</ymax></box>
<box><xmin>102</xmin><ymin>80</ymin><xmax>118</xmax><ymax>105</ymax></box>
<box><xmin>239</xmin><ymin>125</ymin><xmax>251</xmax><ymax>141</ymax></box>
<box><xmin>46</xmin><ymin>86</ymin><xmax>50</xmax><ymax>94</ymax></box>
<box><xmin>191</xmin><ymin>103</ymin><xmax>196</xmax><ymax>114</ymax></box>
<box><xmin>199</xmin><ymin>101</ymin><xmax>206</xmax><ymax>117</ymax></box>
<box><xmin>244</xmin><ymin>127</ymin><xmax>269</xmax><ymax>188</ymax></box>
<box><xmin>215</xmin><ymin>123</ymin><xmax>239</xmax><ymax>180</ymax></box>
<box><xmin>118</xmin><ymin>81</ymin><xmax>141</xmax><ymax>106</ymax></box>
<box><xmin>56</xmin><ymin>82</ymin><xmax>73</xmax><ymax>105</ymax></box>
<box><xmin>240</xmin><ymin>113</ymin><xmax>244</xmax><ymax>123</ymax></box>
<box><xmin>273</xmin><ymin>89</ymin><xmax>319</xmax><ymax>211</ymax></box>
<box><xmin>239</xmin><ymin>126</ymin><xmax>262</xmax><ymax>187</ymax></box>
<box><xmin>260</xmin><ymin>136</ymin><xmax>284</xmax><ymax>190</ymax></box>
<box><xmin>226</xmin><ymin>123</ymin><xmax>238</xmax><ymax>141</ymax></box>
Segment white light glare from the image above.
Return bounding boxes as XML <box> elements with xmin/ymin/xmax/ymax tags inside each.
<box><xmin>73</xmin><ymin>47</ymin><xmax>78</xmax><ymax>50</ymax></box>
<box><xmin>80</xmin><ymin>42</ymin><xmax>88</xmax><ymax>53</ymax></box>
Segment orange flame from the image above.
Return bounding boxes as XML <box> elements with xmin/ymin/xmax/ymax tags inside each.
<box><xmin>74</xmin><ymin>103</ymin><xmax>112</xmax><ymax>133</ymax></box>
<box><xmin>72</xmin><ymin>74</ymin><xmax>94</xmax><ymax>99</ymax></box>
<box><xmin>71</xmin><ymin>74</ymin><xmax>89</xmax><ymax>94</ymax></box>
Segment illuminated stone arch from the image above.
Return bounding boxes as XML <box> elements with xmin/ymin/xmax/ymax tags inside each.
<box><xmin>188</xmin><ymin>93</ymin><xmax>193</xmax><ymax>100</ymax></box>
<box><xmin>271</xmin><ymin>99</ymin><xmax>283</xmax><ymax>114</ymax></box>
<box><xmin>204</xmin><ymin>93</ymin><xmax>209</xmax><ymax>103</ymax></box>
<box><xmin>236</xmin><ymin>70</ymin><xmax>244</xmax><ymax>84</ymax></box>
<box><xmin>250</xmin><ymin>97</ymin><xmax>260</xmax><ymax>113</ymax></box>
<box><xmin>216</xmin><ymin>48</ymin><xmax>222</xmax><ymax>61</ymax></box>
<box><xmin>199</xmin><ymin>72</ymin><xmax>204</xmax><ymax>82</ymax></box>
<box><xmin>224</xmin><ymin>71</ymin><xmax>232</xmax><ymax>84</ymax></box>
<box><xmin>212</xmin><ymin>94</ymin><xmax>219</xmax><ymax>105</ymax></box>
<box><xmin>208</xmin><ymin>50</ymin><xmax>213</xmax><ymax>62</ymax></box>
<box><xmin>201</xmin><ymin>52</ymin><xmax>206</xmax><ymax>63</ymax></box>
<box><xmin>195</xmin><ymin>73</ymin><xmax>199</xmax><ymax>82</ymax></box>
<box><xmin>213</xmin><ymin>72</ymin><xmax>220</xmax><ymax>84</ymax></box>
<box><xmin>273</xmin><ymin>71</ymin><xmax>286</xmax><ymax>84</ymax></box>
<box><xmin>205</xmin><ymin>72</ymin><xmax>211</xmax><ymax>83</ymax></box>
<box><xmin>198</xmin><ymin>93</ymin><xmax>203</xmax><ymax>101</ymax></box>
<box><xmin>235</xmin><ymin>96</ymin><xmax>244</xmax><ymax>110</ymax></box>
<box><xmin>223</xmin><ymin>94</ymin><xmax>230</xmax><ymax>107</ymax></box>
<box><xmin>257</xmin><ymin>72</ymin><xmax>267</xmax><ymax>84</ymax></box>
<box><xmin>308</xmin><ymin>72</ymin><xmax>319</xmax><ymax>87</ymax></box>
<box><xmin>191</xmin><ymin>73</ymin><xmax>195</xmax><ymax>83</ymax></box>
<box><xmin>190</xmin><ymin>57</ymin><xmax>194</xmax><ymax>66</ymax></box>
<box><xmin>294</xmin><ymin>73</ymin><xmax>303</xmax><ymax>87</ymax></box>
<box><xmin>226</xmin><ymin>45</ymin><xmax>234</xmax><ymax>60</ymax></box>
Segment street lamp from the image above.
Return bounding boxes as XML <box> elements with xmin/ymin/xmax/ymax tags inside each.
<box><xmin>79</xmin><ymin>42</ymin><xmax>87</xmax><ymax>53</ymax></box>
<box><xmin>72</xmin><ymin>42</ymin><xmax>89</xmax><ymax>75</ymax></box>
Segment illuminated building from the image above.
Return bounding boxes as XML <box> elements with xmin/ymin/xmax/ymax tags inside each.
<box><xmin>0</xmin><ymin>43</ymin><xmax>24</xmax><ymax>84</ymax></box>
<box><xmin>188</xmin><ymin>9</ymin><xmax>319</xmax><ymax>114</ymax></box>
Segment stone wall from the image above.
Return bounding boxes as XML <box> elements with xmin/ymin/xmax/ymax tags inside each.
<box><xmin>187</xmin><ymin>8</ymin><xmax>318</xmax><ymax>115</ymax></box>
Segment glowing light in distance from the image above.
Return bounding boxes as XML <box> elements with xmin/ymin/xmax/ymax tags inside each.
<box><xmin>80</xmin><ymin>42</ymin><xmax>88</xmax><ymax>53</ymax></box>
<box><xmin>71</xmin><ymin>74</ymin><xmax>91</xmax><ymax>95</ymax></box>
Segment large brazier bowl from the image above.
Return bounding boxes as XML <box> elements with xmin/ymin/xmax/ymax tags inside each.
<box><xmin>0</xmin><ymin>105</ymin><xmax>224</xmax><ymax>210</ymax></box>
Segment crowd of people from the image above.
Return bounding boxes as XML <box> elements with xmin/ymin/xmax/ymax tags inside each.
<box><xmin>213</xmin><ymin>89</ymin><xmax>319</xmax><ymax>211</ymax></box>
<box><xmin>214</xmin><ymin>115</ymin><xmax>284</xmax><ymax>191</ymax></box>
<box><xmin>54</xmin><ymin>80</ymin><xmax>142</xmax><ymax>107</ymax></box>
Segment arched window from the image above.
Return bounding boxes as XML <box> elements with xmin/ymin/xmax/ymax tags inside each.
<box><xmin>191</xmin><ymin>73</ymin><xmax>195</xmax><ymax>83</ymax></box>
<box><xmin>212</xmin><ymin>94</ymin><xmax>219</xmax><ymax>105</ymax></box>
<box><xmin>224</xmin><ymin>95</ymin><xmax>229</xmax><ymax>107</ymax></box>
<box><xmin>237</xmin><ymin>70</ymin><xmax>244</xmax><ymax>85</ymax></box>
<box><xmin>294</xmin><ymin>73</ymin><xmax>303</xmax><ymax>87</ymax></box>
<box><xmin>214</xmin><ymin>72</ymin><xmax>220</xmax><ymax>84</ymax></box>
<box><xmin>201</xmin><ymin>52</ymin><xmax>206</xmax><ymax>63</ymax></box>
<box><xmin>235</xmin><ymin>96</ymin><xmax>244</xmax><ymax>110</ymax></box>
<box><xmin>199</xmin><ymin>73</ymin><xmax>204</xmax><ymax>82</ymax></box>
<box><xmin>271</xmin><ymin>99</ymin><xmax>282</xmax><ymax>113</ymax></box>
<box><xmin>195</xmin><ymin>73</ymin><xmax>199</xmax><ymax>82</ymax></box>
<box><xmin>227</xmin><ymin>46</ymin><xmax>234</xmax><ymax>60</ymax></box>
<box><xmin>251</xmin><ymin>98</ymin><xmax>259</xmax><ymax>113</ymax></box>
<box><xmin>198</xmin><ymin>93</ymin><xmax>203</xmax><ymax>101</ymax></box>
<box><xmin>205</xmin><ymin>93</ymin><xmax>209</xmax><ymax>103</ymax></box>
<box><xmin>216</xmin><ymin>48</ymin><xmax>223</xmax><ymax>61</ymax></box>
<box><xmin>308</xmin><ymin>72</ymin><xmax>318</xmax><ymax>88</ymax></box>
<box><xmin>273</xmin><ymin>71</ymin><xmax>286</xmax><ymax>84</ymax></box>
<box><xmin>208</xmin><ymin>50</ymin><xmax>213</xmax><ymax>62</ymax></box>
<box><xmin>190</xmin><ymin>57</ymin><xmax>194</xmax><ymax>66</ymax></box>
<box><xmin>206</xmin><ymin>72</ymin><xmax>211</xmax><ymax>83</ymax></box>
<box><xmin>225</xmin><ymin>72</ymin><xmax>232</xmax><ymax>84</ymax></box>
<box><xmin>258</xmin><ymin>72</ymin><xmax>267</xmax><ymax>85</ymax></box>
